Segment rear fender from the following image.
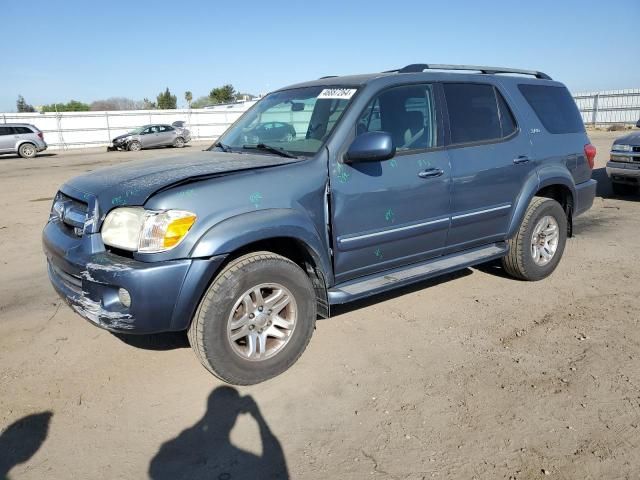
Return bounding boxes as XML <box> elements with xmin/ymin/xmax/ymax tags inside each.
<box><xmin>507</xmin><ymin>167</ymin><xmax>576</xmax><ymax>239</ymax></box>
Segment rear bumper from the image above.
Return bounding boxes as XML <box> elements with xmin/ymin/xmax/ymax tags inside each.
<box><xmin>43</xmin><ymin>220</ymin><xmax>227</xmax><ymax>334</ymax></box>
<box><xmin>574</xmin><ymin>178</ymin><xmax>597</xmax><ymax>217</ymax></box>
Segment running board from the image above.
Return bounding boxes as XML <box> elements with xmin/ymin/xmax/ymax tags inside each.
<box><xmin>328</xmin><ymin>243</ymin><xmax>507</xmax><ymax>305</ymax></box>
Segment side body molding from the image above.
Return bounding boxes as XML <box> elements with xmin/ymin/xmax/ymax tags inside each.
<box><xmin>506</xmin><ymin>166</ymin><xmax>576</xmax><ymax>239</ymax></box>
<box><xmin>190</xmin><ymin>208</ymin><xmax>334</xmax><ymax>285</ymax></box>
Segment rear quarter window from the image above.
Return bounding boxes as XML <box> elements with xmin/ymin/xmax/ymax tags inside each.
<box><xmin>518</xmin><ymin>84</ymin><xmax>584</xmax><ymax>134</ymax></box>
<box><xmin>15</xmin><ymin>127</ymin><xmax>33</xmax><ymax>134</ymax></box>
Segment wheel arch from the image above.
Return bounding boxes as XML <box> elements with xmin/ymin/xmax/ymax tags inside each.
<box><xmin>189</xmin><ymin>209</ymin><xmax>332</xmax><ymax>318</ymax></box>
<box><xmin>508</xmin><ymin>169</ymin><xmax>576</xmax><ymax>239</ymax></box>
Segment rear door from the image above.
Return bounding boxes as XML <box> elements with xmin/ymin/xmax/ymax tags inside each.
<box><xmin>443</xmin><ymin>82</ymin><xmax>534</xmax><ymax>252</ymax></box>
<box><xmin>0</xmin><ymin>126</ymin><xmax>14</xmax><ymax>152</ymax></box>
<box><xmin>157</xmin><ymin>125</ymin><xmax>177</xmax><ymax>146</ymax></box>
<box><xmin>330</xmin><ymin>83</ymin><xmax>452</xmax><ymax>283</ymax></box>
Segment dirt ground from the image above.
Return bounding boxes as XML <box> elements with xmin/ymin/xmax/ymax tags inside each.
<box><xmin>1</xmin><ymin>132</ymin><xmax>639</xmax><ymax>480</ymax></box>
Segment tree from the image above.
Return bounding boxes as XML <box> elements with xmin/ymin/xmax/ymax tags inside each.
<box><xmin>90</xmin><ymin>97</ymin><xmax>139</xmax><ymax>111</ymax></box>
<box><xmin>184</xmin><ymin>91</ymin><xmax>193</xmax><ymax>109</ymax></box>
<box><xmin>208</xmin><ymin>84</ymin><xmax>236</xmax><ymax>105</ymax></box>
<box><xmin>142</xmin><ymin>98</ymin><xmax>156</xmax><ymax>110</ymax></box>
<box><xmin>41</xmin><ymin>100</ymin><xmax>90</xmax><ymax>112</ymax></box>
<box><xmin>190</xmin><ymin>96</ymin><xmax>211</xmax><ymax>109</ymax></box>
<box><xmin>156</xmin><ymin>88</ymin><xmax>177</xmax><ymax>109</ymax></box>
<box><xmin>16</xmin><ymin>95</ymin><xmax>36</xmax><ymax>113</ymax></box>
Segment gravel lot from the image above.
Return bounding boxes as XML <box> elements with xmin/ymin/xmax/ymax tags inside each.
<box><xmin>1</xmin><ymin>131</ymin><xmax>638</xmax><ymax>479</ymax></box>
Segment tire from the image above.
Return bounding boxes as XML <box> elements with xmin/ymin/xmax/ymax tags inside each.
<box><xmin>18</xmin><ymin>143</ymin><xmax>37</xmax><ymax>159</ymax></box>
<box><xmin>128</xmin><ymin>140</ymin><xmax>142</xmax><ymax>151</ymax></box>
<box><xmin>502</xmin><ymin>196</ymin><xmax>567</xmax><ymax>281</ymax></box>
<box><xmin>188</xmin><ymin>251</ymin><xmax>317</xmax><ymax>385</ymax></box>
<box><xmin>173</xmin><ymin>137</ymin><xmax>185</xmax><ymax>148</ymax></box>
<box><xmin>612</xmin><ymin>182</ymin><xmax>637</xmax><ymax>196</ymax></box>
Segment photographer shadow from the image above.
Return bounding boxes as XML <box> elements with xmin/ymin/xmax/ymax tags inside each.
<box><xmin>149</xmin><ymin>386</ymin><xmax>288</xmax><ymax>480</ymax></box>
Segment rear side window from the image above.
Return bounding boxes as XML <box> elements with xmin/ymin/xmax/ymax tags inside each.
<box><xmin>518</xmin><ymin>84</ymin><xmax>584</xmax><ymax>134</ymax></box>
<box><xmin>0</xmin><ymin>127</ymin><xmax>12</xmax><ymax>136</ymax></box>
<box><xmin>444</xmin><ymin>83</ymin><xmax>517</xmax><ymax>144</ymax></box>
<box><xmin>15</xmin><ymin>126</ymin><xmax>32</xmax><ymax>134</ymax></box>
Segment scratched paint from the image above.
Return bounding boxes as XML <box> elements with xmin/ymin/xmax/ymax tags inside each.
<box><xmin>72</xmin><ymin>295</ymin><xmax>134</xmax><ymax>330</ymax></box>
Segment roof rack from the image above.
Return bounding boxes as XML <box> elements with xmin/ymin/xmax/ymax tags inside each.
<box><xmin>385</xmin><ymin>63</ymin><xmax>552</xmax><ymax>80</ymax></box>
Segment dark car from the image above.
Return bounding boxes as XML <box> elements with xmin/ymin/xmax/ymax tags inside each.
<box><xmin>243</xmin><ymin>121</ymin><xmax>297</xmax><ymax>144</ymax></box>
<box><xmin>43</xmin><ymin>63</ymin><xmax>597</xmax><ymax>385</ymax></box>
<box><xmin>607</xmin><ymin>129</ymin><xmax>640</xmax><ymax>195</ymax></box>
<box><xmin>109</xmin><ymin>124</ymin><xmax>191</xmax><ymax>151</ymax></box>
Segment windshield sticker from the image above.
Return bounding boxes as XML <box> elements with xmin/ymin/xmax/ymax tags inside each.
<box><xmin>318</xmin><ymin>88</ymin><xmax>357</xmax><ymax>100</ymax></box>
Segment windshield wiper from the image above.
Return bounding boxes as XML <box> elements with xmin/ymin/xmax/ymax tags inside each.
<box><xmin>242</xmin><ymin>143</ymin><xmax>297</xmax><ymax>159</ymax></box>
<box><xmin>212</xmin><ymin>141</ymin><xmax>232</xmax><ymax>152</ymax></box>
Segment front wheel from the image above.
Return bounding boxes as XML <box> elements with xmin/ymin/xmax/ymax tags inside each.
<box><xmin>502</xmin><ymin>196</ymin><xmax>567</xmax><ymax>281</ymax></box>
<box><xmin>188</xmin><ymin>252</ymin><xmax>317</xmax><ymax>385</ymax></box>
<box><xmin>128</xmin><ymin>140</ymin><xmax>142</xmax><ymax>151</ymax></box>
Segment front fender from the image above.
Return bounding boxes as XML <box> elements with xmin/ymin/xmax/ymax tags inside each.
<box><xmin>190</xmin><ymin>208</ymin><xmax>333</xmax><ymax>284</ymax></box>
<box><xmin>506</xmin><ymin>166</ymin><xmax>576</xmax><ymax>239</ymax></box>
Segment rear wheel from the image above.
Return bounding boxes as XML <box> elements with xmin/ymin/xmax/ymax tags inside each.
<box><xmin>173</xmin><ymin>137</ymin><xmax>185</xmax><ymax>148</ymax></box>
<box><xmin>128</xmin><ymin>140</ymin><xmax>142</xmax><ymax>151</ymax></box>
<box><xmin>502</xmin><ymin>196</ymin><xmax>567</xmax><ymax>281</ymax></box>
<box><xmin>188</xmin><ymin>251</ymin><xmax>316</xmax><ymax>385</ymax></box>
<box><xmin>612</xmin><ymin>182</ymin><xmax>637</xmax><ymax>196</ymax></box>
<box><xmin>18</xmin><ymin>143</ymin><xmax>37</xmax><ymax>159</ymax></box>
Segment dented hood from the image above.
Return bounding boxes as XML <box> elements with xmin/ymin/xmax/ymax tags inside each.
<box><xmin>61</xmin><ymin>151</ymin><xmax>299</xmax><ymax>209</ymax></box>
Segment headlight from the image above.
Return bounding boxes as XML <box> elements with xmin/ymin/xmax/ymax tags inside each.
<box><xmin>101</xmin><ymin>207</ymin><xmax>196</xmax><ymax>253</ymax></box>
<box><xmin>612</xmin><ymin>144</ymin><xmax>632</xmax><ymax>152</ymax></box>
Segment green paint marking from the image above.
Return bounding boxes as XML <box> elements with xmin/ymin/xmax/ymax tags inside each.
<box><xmin>417</xmin><ymin>158</ymin><xmax>431</xmax><ymax>168</ymax></box>
<box><xmin>389</xmin><ymin>158</ymin><xmax>398</xmax><ymax>168</ymax></box>
<box><xmin>249</xmin><ymin>192</ymin><xmax>263</xmax><ymax>208</ymax></box>
<box><xmin>336</xmin><ymin>163</ymin><xmax>351</xmax><ymax>183</ymax></box>
<box><xmin>384</xmin><ymin>208</ymin><xmax>394</xmax><ymax>223</ymax></box>
<box><xmin>374</xmin><ymin>248</ymin><xmax>383</xmax><ymax>260</ymax></box>
<box><xmin>176</xmin><ymin>189</ymin><xmax>196</xmax><ymax>198</ymax></box>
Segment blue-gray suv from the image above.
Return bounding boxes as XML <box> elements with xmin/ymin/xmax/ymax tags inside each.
<box><xmin>43</xmin><ymin>64</ymin><xmax>597</xmax><ymax>384</ymax></box>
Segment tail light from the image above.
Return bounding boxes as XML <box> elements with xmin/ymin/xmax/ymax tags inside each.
<box><xmin>37</xmin><ymin>131</ymin><xmax>44</xmax><ymax>140</ymax></box>
<box><xmin>584</xmin><ymin>143</ymin><xmax>596</xmax><ymax>169</ymax></box>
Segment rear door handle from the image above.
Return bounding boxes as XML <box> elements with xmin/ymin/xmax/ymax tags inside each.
<box><xmin>513</xmin><ymin>155</ymin><xmax>530</xmax><ymax>165</ymax></box>
<box><xmin>418</xmin><ymin>168</ymin><xmax>444</xmax><ymax>178</ymax></box>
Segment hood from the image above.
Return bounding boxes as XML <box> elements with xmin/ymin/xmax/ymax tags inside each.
<box><xmin>614</xmin><ymin>131</ymin><xmax>640</xmax><ymax>146</ymax></box>
<box><xmin>113</xmin><ymin>133</ymin><xmax>132</xmax><ymax>141</ymax></box>
<box><xmin>61</xmin><ymin>151</ymin><xmax>300</xmax><ymax>211</ymax></box>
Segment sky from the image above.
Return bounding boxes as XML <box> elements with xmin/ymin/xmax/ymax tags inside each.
<box><xmin>2</xmin><ymin>0</ymin><xmax>638</xmax><ymax>112</ymax></box>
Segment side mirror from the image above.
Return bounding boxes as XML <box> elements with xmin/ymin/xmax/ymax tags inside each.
<box><xmin>344</xmin><ymin>131</ymin><xmax>396</xmax><ymax>163</ymax></box>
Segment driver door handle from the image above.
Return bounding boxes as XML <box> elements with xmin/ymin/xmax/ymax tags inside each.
<box><xmin>418</xmin><ymin>168</ymin><xmax>444</xmax><ymax>178</ymax></box>
<box><xmin>513</xmin><ymin>155</ymin><xmax>530</xmax><ymax>165</ymax></box>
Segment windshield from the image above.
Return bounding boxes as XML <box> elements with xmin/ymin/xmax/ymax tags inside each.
<box><xmin>215</xmin><ymin>86</ymin><xmax>357</xmax><ymax>156</ymax></box>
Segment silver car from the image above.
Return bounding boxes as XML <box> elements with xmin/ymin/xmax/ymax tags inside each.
<box><xmin>0</xmin><ymin>123</ymin><xmax>48</xmax><ymax>158</ymax></box>
<box><xmin>109</xmin><ymin>124</ymin><xmax>191</xmax><ymax>152</ymax></box>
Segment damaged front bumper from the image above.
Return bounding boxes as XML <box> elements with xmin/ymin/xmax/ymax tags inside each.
<box><xmin>43</xmin><ymin>219</ymin><xmax>226</xmax><ymax>334</ymax></box>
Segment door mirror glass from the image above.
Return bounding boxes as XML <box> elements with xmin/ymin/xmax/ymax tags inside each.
<box><xmin>344</xmin><ymin>131</ymin><xmax>395</xmax><ymax>163</ymax></box>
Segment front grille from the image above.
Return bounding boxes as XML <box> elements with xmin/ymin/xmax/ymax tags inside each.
<box><xmin>53</xmin><ymin>192</ymin><xmax>89</xmax><ymax>236</ymax></box>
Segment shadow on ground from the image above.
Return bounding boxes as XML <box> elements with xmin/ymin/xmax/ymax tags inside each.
<box><xmin>0</xmin><ymin>153</ymin><xmax>57</xmax><ymax>161</ymax></box>
<box><xmin>593</xmin><ymin>167</ymin><xmax>640</xmax><ymax>201</ymax></box>
<box><xmin>0</xmin><ymin>411</ymin><xmax>52</xmax><ymax>480</ymax></box>
<box><xmin>111</xmin><ymin>331</ymin><xmax>190</xmax><ymax>351</ymax></box>
<box><xmin>149</xmin><ymin>387</ymin><xmax>288</xmax><ymax>480</ymax></box>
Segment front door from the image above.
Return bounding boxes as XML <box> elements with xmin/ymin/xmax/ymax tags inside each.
<box><xmin>140</xmin><ymin>126</ymin><xmax>160</xmax><ymax>147</ymax></box>
<box><xmin>330</xmin><ymin>83</ymin><xmax>452</xmax><ymax>283</ymax></box>
<box><xmin>443</xmin><ymin>82</ymin><xmax>535</xmax><ymax>251</ymax></box>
